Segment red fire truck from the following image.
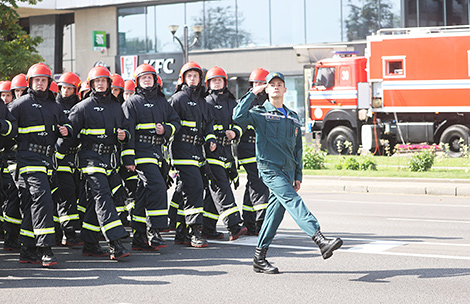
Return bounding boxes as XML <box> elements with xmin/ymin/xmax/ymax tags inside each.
<box><xmin>308</xmin><ymin>26</ymin><xmax>470</xmax><ymax>156</ymax></box>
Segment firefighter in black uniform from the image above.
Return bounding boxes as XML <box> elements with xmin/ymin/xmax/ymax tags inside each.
<box><xmin>1</xmin><ymin>99</ymin><xmax>19</xmax><ymax>250</ymax></box>
<box><xmin>9</xmin><ymin>62</ymin><xmax>72</xmax><ymax>267</ymax></box>
<box><xmin>54</xmin><ymin>72</ymin><xmax>83</xmax><ymax>246</ymax></box>
<box><xmin>237</xmin><ymin>68</ymin><xmax>270</xmax><ymax>235</ymax></box>
<box><xmin>59</xmin><ymin>66</ymin><xmax>131</xmax><ymax>260</ymax></box>
<box><xmin>122</xmin><ymin>63</ymin><xmax>181</xmax><ymax>251</ymax></box>
<box><xmin>202</xmin><ymin>66</ymin><xmax>247</xmax><ymax>241</ymax></box>
<box><xmin>169</xmin><ymin>61</ymin><xmax>216</xmax><ymax>248</ymax></box>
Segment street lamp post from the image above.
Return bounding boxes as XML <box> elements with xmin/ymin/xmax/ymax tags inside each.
<box><xmin>168</xmin><ymin>24</ymin><xmax>204</xmax><ymax>63</ymax></box>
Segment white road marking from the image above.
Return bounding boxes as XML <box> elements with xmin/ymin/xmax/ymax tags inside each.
<box><xmin>388</xmin><ymin>217</ymin><xmax>470</xmax><ymax>224</ymax></box>
<box><xmin>207</xmin><ymin>234</ymin><xmax>470</xmax><ymax>261</ymax></box>
<box><xmin>314</xmin><ymin>198</ymin><xmax>470</xmax><ymax>208</ymax></box>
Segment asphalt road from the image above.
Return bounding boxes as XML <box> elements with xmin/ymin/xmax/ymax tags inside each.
<box><xmin>1</xmin><ymin>176</ymin><xmax>470</xmax><ymax>303</ymax></box>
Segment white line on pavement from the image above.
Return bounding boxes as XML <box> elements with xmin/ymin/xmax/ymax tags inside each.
<box><xmin>315</xmin><ymin>198</ymin><xmax>470</xmax><ymax>208</ymax></box>
<box><xmin>388</xmin><ymin>217</ymin><xmax>470</xmax><ymax>224</ymax></box>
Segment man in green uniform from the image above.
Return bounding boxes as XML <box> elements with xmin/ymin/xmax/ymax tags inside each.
<box><xmin>233</xmin><ymin>72</ymin><xmax>343</xmax><ymax>274</ymax></box>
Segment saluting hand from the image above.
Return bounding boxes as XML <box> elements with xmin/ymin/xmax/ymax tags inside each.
<box><xmin>117</xmin><ymin>128</ymin><xmax>126</xmax><ymax>141</ymax></box>
<box><xmin>58</xmin><ymin>125</ymin><xmax>68</xmax><ymax>137</ymax></box>
<box><xmin>252</xmin><ymin>84</ymin><xmax>267</xmax><ymax>95</ymax></box>
<box><xmin>156</xmin><ymin>123</ymin><xmax>165</xmax><ymax>135</ymax></box>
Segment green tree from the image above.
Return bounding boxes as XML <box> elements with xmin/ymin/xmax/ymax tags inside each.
<box><xmin>345</xmin><ymin>0</ymin><xmax>399</xmax><ymax>41</ymax></box>
<box><xmin>0</xmin><ymin>0</ymin><xmax>44</xmax><ymax>80</ymax></box>
<box><xmin>192</xmin><ymin>6</ymin><xmax>252</xmax><ymax>50</ymax></box>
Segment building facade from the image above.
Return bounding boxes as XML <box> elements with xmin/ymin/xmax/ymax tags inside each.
<box><xmin>16</xmin><ymin>0</ymin><xmax>470</xmax><ymax>124</ymax></box>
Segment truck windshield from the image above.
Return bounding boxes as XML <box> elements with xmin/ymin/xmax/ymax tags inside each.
<box><xmin>314</xmin><ymin>67</ymin><xmax>335</xmax><ymax>88</ymax></box>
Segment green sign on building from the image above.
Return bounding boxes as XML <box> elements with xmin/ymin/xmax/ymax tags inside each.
<box><xmin>93</xmin><ymin>31</ymin><xmax>107</xmax><ymax>52</ymax></box>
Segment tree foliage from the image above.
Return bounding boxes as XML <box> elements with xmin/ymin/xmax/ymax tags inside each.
<box><xmin>192</xmin><ymin>6</ymin><xmax>252</xmax><ymax>50</ymax></box>
<box><xmin>345</xmin><ymin>0</ymin><xmax>399</xmax><ymax>41</ymax></box>
<box><xmin>0</xmin><ymin>0</ymin><xmax>44</xmax><ymax>80</ymax></box>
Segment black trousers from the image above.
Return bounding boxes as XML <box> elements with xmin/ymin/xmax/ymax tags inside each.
<box><xmin>174</xmin><ymin>165</ymin><xmax>204</xmax><ymax>226</ymax></box>
<box><xmin>53</xmin><ymin>170</ymin><xmax>80</xmax><ymax>232</ymax></box>
<box><xmin>1</xmin><ymin>169</ymin><xmax>22</xmax><ymax>236</ymax></box>
<box><xmin>241</xmin><ymin>162</ymin><xmax>269</xmax><ymax>226</ymax></box>
<box><xmin>80</xmin><ymin>172</ymin><xmax>128</xmax><ymax>243</ymax></box>
<box><xmin>203</xmin><ymin>164</ymin><xmax>242</xmax><ymax>233</ymax></box>
<box><xmin>19</xmin><ymin>171</ymin><xmax>56</xmax><ymax>247</ymax></box>
<box><xmin>132</xmin><ymin>163</ymin><xmax>168</xmax><ymax>232</ymax></box>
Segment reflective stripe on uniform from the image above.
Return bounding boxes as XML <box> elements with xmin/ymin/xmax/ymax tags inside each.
<box><xmin>207</xmin><ymin>158</ymin><xmax>231</xmax><ymax>168</ymax></box>
<box><xmin>4</xmin><ymin>215</ymin><xmax>22</xmax><ymax>225</ymax></box>
<box><xmin>55</xmin><ymin>151</ymin><xmax>66</xmax><ymax>159</ymax></box>
<box><xmin>146</xmin><ymin>209</ymin><xmax>168</xmax><ymax>217</ymax></box>
<box><xmin>111</xmin><ymin>184</ymin><xmax>121</xmax><ymax>195</ymax></box>
<box><xmin>132</xmin><ymin>215</ymin><xmax>147</xmax><ymax>223</ymax></box>
<box><xmin>53</xmin><ymin>216</ymin><xmax>60</xmax><ymax>223</ymax></box>
<box><xmin>254</xmin><ymin>203</ymin><xmax>268</xmax><ymax>211</ymax></box>
<box><xmin>184</xmin><ymin>207</ymin><xmax>203</xmax><ymax>216</ymax></box>
<box><xmin>116</xmin><ymin>205</ymin><xmax>126</xmax><ymax>213</ymax></box>
<box><xmin>102</xmin><ymin>219</ymin><xmax>122</xmax><ymax>232</ymax></box>
<box><xmin>83</xmin><ymin>222</ymin><xmax>100</xmax><ymax>232</ymax></box>
<box><xmin>232</xmin><ymin>124</ymin><xmax>243</xmax><ymax>137</ymax></box>
<box><xmin>77</xmin><ymin>205</ymin><xmax>86</xmax><ymax>213</ymax></box>
<box><xmin>181</xmin><ymin>120</ymin><xmax>196</xmax><ymax>128</ymax></box>
<box><xmin>80</xmin><ymin>128</ymin><xmax>105</xmax><ymax>135</ymax></box>
<box><xmin>242</xmin><ymin>205</ymin><xmax>255</xmax><ymax>212</ymax></box>
<box><xmin>121</xmin><ymin>149</ymin><xmax>135</xmax><ymax>156</ymax></box>
<box><xmin>34</xmin><ymin>227</ymin><xmax>55</xmax><ymax>235</ymax></box>
<box><xmin>18</xmin><ymin>125</ymin><xmax>45</xmax><ymax>134</ymax></box>
<box><xmin>19</xmin><ymin>166</ymin><xmax>47</xmax><ymax>175</ymax></box>
<box><xmin>165</xmin><ymin>122</ymin><xmax>176</xmax><ymax>136</ymax></box>
<box><xmin>170</xmin><ymin>201</ymin><xmax>179</xmax><ymax>209</ymax></box>
<box><xmin>1</xmin><ymin>120</ymin><xmax>13</xmax><ymax>136</ymax></box>
<box><xmin>81</xmin><ymin>167</ymin><xmax>107</xmax><ymax>175</ymax></box>
<box><xmin>135</xmin><ymin>158</ymin><xmax>161</xmax><ymax>166</ymax></box>
<box><xmin>20</xmin><ymin>229</ymin><xmax>35</xmax><ymax>238</ymax></box>
<box><xmin>59</xmin><ymin>214</ymin><xmax>79</xmax><ymax>223</ymax></box>
<box><xmin>238</xmin><ymin>157</ymin><xmax>256</xmax><ymax>165</ymax></box>
<box><xmin>203</xmin><ymin>211</ymin><xmax>219</xmax><ymax>220</ymax></box>
<box><xmin>213</xmin><ymin>124</ymin><xmax>223</xmax><ymax>131</ymax></box>
<box><xmin>136</xmin><ymin>123</ymin><xmax>156</xmax><ymax>130</ymax></box>
<box><xmin>126</xmin><ymin>201</ymin><xmax>135</xmax><ymax>211</ymax></box>
<box><xmin>220</xmin><ymin>206</ymin><xmax>240</xmax><ymax>220</ymax></box>
<box><xmin>173</xmin><ymin>159</ymin><xmax>202</xmax><ymax>167</ymax></box>
<box><xmin>205</xmin><ymin>134</ymin><xmax>216</xmax><ymax>142</ymax></box>
<box><xmin>57</xmin><ymin>166</ymin><xmax>73</xmax><ymax>173</ymax></box>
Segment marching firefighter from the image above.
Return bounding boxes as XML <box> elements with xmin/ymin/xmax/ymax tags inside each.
<box><xmin>233</xmin><ymin>72</ymin><xmax>343</xmax><ymax>274</ymax></box>
<box><xmin>123</xmin><ymin>80</ymin><xmax>135</xmax><ymax>101</ymax></box>
<box><xmin>10</xmin><ymin>74</ymin><xmax>28</xmax><ymax>100</ymax></box>
<box><xmin>237</xmin><ymin>68</ymin><xmax>270</xmax><ymax>235</ymax></box>
<box><xmin>202</xmin><ymin>66</ymin><xmax>247</xmax><ymax>241</ymax></box>
<box><xmin>9</xmin><ymin>62</ymin><xmax>72</xmax><ymax>267</ymax></box>
<box><xmin>0</xmin><ymin>81</ymin><xmax>13</xmax><ymax>104</ymax></box>
<box><xmin>54</xmin><ymin>71</ymin><xmax>83</xmax><ymax>246</ymax></box>
<box><xmin>79</xmin><ymin>81</ymin><xmax>90</xmax><ymax>100</ymax></box>
<box><xmin>58</xmin><ymin>66</ymin><xmax>131</xmax><ymax>260</ymax></box>
<box><xmin>122</xmin><ymin>63</ymin><xmax>180</xmax><ymax>251</ymax></box>
<box><xmin>1</xmin><ymin>96</ymin><xmax>19</xmax><ymax>250</ymax></box>
<box><xmin>111</xmin><ymin>73</ymin><xmax>125</xmax><ymax>103</ymax></box>
<box><xmin>169</xmin><ymin>61</ymin><xmax>216</xmax><ymax>248</ymax></box>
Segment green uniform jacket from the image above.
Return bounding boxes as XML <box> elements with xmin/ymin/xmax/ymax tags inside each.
<box><xmin>233</xmin><ymin>91</ymin><xmax>303</xmax><ymax>182</ymax></box>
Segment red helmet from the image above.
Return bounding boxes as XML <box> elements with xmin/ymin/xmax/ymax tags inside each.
<box><xmin>50</xmin><ymin>81</ymin><xmax>59</xmax><ymax>94</ymax></box>
<box><xmin>27</xmin><ymin>63</ymin><xmax>52</xmax><ymax>81</ymax></box>
<box><xmin>87</xmin><ymin>66</ymin><xmax>111</xmax><ymax>83</ymax></box>
<box><xmin>205</xmin><ymin>66</ymin><xmax>228</xmax><ymax>88</ymax></box>
<box><xmin>0</xmin><ymin>81</ymin><xmax>12</xmax><ymax>93</ymax></box>
<box><xmin>249</xmin><ymin>68</ymin><xmax>269</xmax><ymax>83</ymax></box>
<box><xmin>11</xmin><ymin>74</ymin><xmax>28</xmax><ymax>90</ymax></box>
<box><xmin>80</xmin><ymin>81</ymin><xmax>90</xmax><ymax>92</ymax></box>
<box><xmin>124</xmin><ymin>80</ymin><xmax>135</xmax><ymax>92</ymax></box>
<box><xmin>157</xmin><ymin>75</ymin><xmax>163</xmax><ymax>88</ymax></box>
<box><xmin>179</xmin><ymin>61</ymin><xmax>203</xmax><ymax>85</ymax></box>
<box><xmin>58</xmin><ymin>72</ymin><xmax>81</xmax><ymax>94</ymax></box>
<box><xmin>134</xmin><ymin>63</ymin><xmax>157</xmax><ymax>84</ymax></box>
<box><xmin>111</xmin><ymin>73</ymin><xmax>124</xmax><ymax>90</ymax></box>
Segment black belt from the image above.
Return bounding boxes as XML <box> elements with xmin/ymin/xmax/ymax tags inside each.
<box><xmin>64</xmin><ymin>146</ymin><xmax>80</xmax><ymax>154</ymax></box>
<box><xmin>90</xmin><ymin>143</ymin><xmax>117</xmax><ymax>155</ymax></box>
<box><xmin>138</xmin><ymin>134</ymin><xmax>164</xmax><ymax>146</ymax></box>
<box><xmin>28</xmin><ymin>143</ymin><xmax>54</xmax><ymax>157</ymax></box>
<box><xmin>180</xmin><ymin>134</ymin><xmax>204</xmax><ymax>146</ymax></box>
<box><xmin>216</xmin><ymin>136</ymin><xmax>232</xmax><ymax>146</ymax></box>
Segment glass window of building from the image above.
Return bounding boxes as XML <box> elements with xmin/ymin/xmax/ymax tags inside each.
<box><xmin>236</xmin><ymin>0</ymin><xmax>271</xmax><ymax>47</ymax></box>
<box><xmin>155</xmin><ymin>3</ymin><xmax>185</xmax><ymax>53</ymax></box>
<box><xmin>271</xmin><ymin>0</ymin><xmax>305</xmax><ymax>45</ymax></box>
<box><xmin>306</xmin><ymin>0</ymin><xmax>342</xmax><ymax>43</ymax></box>
<box><xmin>118</xmin><ymin>7</ymin><xmax>147</xmax><ymax>55</ymax></box>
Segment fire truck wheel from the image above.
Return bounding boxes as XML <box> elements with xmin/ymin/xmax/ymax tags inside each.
<box><xmin>440</xmin><ymin>125</ymin><xmax>470</xmax><ymax>158</ymax></box>
<box><xmin>326</xmin><ymin>126</ymin><xmax>358</xmax><ymax>155</ymax></box>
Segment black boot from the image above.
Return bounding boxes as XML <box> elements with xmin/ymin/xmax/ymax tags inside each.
<box><xmin>3</xmin><ymin>232</ymin><xmax>21</xmax><ymax>252</ymax></box>
<box><xmin>312</xmin><ymin>230</ymin><xmax>343</xmax><ymax>260</ymax></box>
<box><xmin>37</xmin><ymin>246</ymin><xmax>58</xmax><ymax>267</ymax></box>
<box><xmin>174</xmin><ymin>223</ymin><xmax>190</xmax><ymax>245</ymax></box>
<box><xmin>82</xmin><ymin>241</ymin><xmax>109</xmax><ymax>257</ymax></box>
<box><xmin>245</xmin><ymin>222</ymin><xmax>257</xmax><ymax>236</ymax></box>
<box><xmin>253</xmin><ymin>247</ymin><xmax>279</xmax><ymax>274</ymax></box>
<box><xmin>132</xmin><ymin>230</ymin><xmax>157</xmax><ymax>251</ymax></box>
<box><xmin>228</xmin><ymin>224</ymin><xmax>248</xmax><ymax>241</ymax></box>
<box><xmin>147</xmin><ymin>227</ymin><xmax>166</xmax><ymax>248</ymax></box>
<box><xmin>188</xmin><ymin>224</ymin><xmax>208</xmax><ymax>248</ymax></box>
<box><xmin>62</xmin><ymin>229</ymin><xmax>84</xmax><ymax>247</ymax></box>
<box><xmin>19</xmin><ymin>246</ymin><xmax>40</xmax><ymax>264</ymax></box>
<box><xmin>109</xmin><ymin>239</ymin><xmax>130</xmax><ymax>260</ymax></box>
